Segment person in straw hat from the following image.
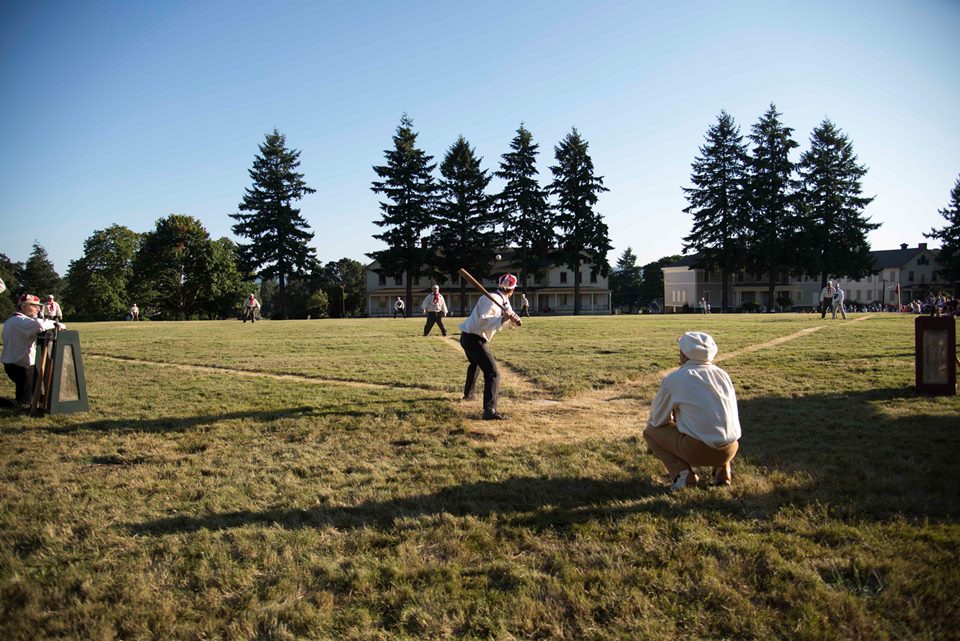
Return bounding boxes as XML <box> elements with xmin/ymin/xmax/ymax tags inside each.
<box><xmin>2</xmin><ymin>294</ymin><xmax>65</xmax><ymax>408</ymax></box>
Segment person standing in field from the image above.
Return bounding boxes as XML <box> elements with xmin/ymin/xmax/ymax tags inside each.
<box><xmin>0</xmin><ymin>277</ymin><xmax>6</xmax><ymax>294</ymax></box>
<box><xmin>394</xmin><ymin>296</ymin><xmax>406</xmax><ymax>319</ymax></box>
<box><xmin>519</xmin><ymin>293</ymin><xmax>530</xmax><ymax>317</ymax></box>
<box><xmin>129</xmin><ymin>303</ymin><xmax>139</xmax><ymax>321</ymax></box>
<box><xmin>2</xmin><ymin>294</ymin><xmax>64</xmax><ymax>408</ymax></box>
<box><xmin>421</xmin><ymin>285</ymin><xmax>448</xmax><ymax>336</ymax></box>
<box><xmin>832</xmin><ymin>283</ymin><xmax>847</xmax><ymax>319</ymax></box>
<box><xmin>459</xmin><ymin>274</ymin><xmax>523</xmax><ymax>420</ymax></box>
<box><xmin>42</xmin><ymin>295</ymin><xmax>62</xmax><ymax>322</ymax></box>
<box><xmin>819</xmin><ymin>281</ymin><xmax>835</xmax><ymax>319</ymax></box>
<box><xmin>644</xmin><ymin>332</ymin><xmax>741</xmax><ymax>490</ymax></box>
<box><xmin>244</xmin><ymin>293</ymin><xmax>261</xmax><ymax>323</ymax></box>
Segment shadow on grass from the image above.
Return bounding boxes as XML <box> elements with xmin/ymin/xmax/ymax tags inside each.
<box><xmin>127</xmin><ymin>385</ymin><xmax>960</xmax><ymax>536</ymax></box>
<box><xmin>6</xmin><ymin>397</ymin><xmax>451</xmax><ymax>435</ymax></box>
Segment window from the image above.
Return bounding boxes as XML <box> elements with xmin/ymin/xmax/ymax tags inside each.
<box><xmin>378</xmin><ymin>274</ymin><xmax>386</xmax><ymax>286</ymax></box>
<box><xmin>918</xmin><ymin>255</ymin><xmax>929</xmax><ymax>265</ymax></box>
<box><xmin>394</xmin><ymin>276</ymin><xmax>402</xmax><ymax>286</ymax></box>
<box><xmin>704</xmin><ymin>270</ymin><xmax>711</xmax><ymax>282</ymax></box>
<box><xmin>888</xmin><ymin>270</ymin><xmax>896</xmax><ymax>281</ymax></box>
<box><xmin>560</xmin><ymin>272</ymin><xmax>568</xmax><ymax>284</ymax></box>
<box><xmin>590</xmin><ymin>271</ymin><xmax>597</xmax><ymax>284</ymax></box>
<box><xmin>414</xmin><ymin>276</ymin><xmax>421</xmax><ymax>285</ymax></box>
<box><xmin>909</xmin><ymin>271</ymin><xmax>915</xmax><ymax>282</ymax></box>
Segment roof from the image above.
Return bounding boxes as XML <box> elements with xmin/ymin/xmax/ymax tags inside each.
<box><xmin>664</xmin><ymin>246</ymin><xmax>939</xmax><ymax>271</ymax></box>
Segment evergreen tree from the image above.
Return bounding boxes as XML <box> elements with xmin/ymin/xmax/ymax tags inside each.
<box><xmin>549</xmin><ymin>128</ymin><xmax>611</xmax><ymax>315</ymax></box>
<box><xmin>433</xmin><ymin>136</ymin><xmax>498</xmax><ymax>314</ymax></box>
<box><xmin>797</xmin><ymin>119</ymin><xmax>878</xmax><ymax>286</ymax></box>
<box><xmin>231</xmin><ymin>128</ymin><xmax>318</xmax><ymax>320</ymax></box>
<box><xmin>130</xmin><ymin>214</ymin><xmax>213</xmax><ymax>319</ymax></box>
<box><xmin>495</xmin><ymin>124</ymin><xmax>555</xmax><ymax>290</ymax></box>
<box><xmin>745</xmin><ymin>104</ymin><xmax>800</xmax><ymax>310</ymax></box>
<box><xmin>64</xmin><ymin>225</ymin><xmax>141</xmax><ymax>320</ymax></box>
<box><xmin>609</xmin><ymin>247</ymin><xmax>643</xmax><ymax>313</ymax></box>
<box><xmin>369</xmin><ymin>115</ymin><xmax>438</xmax><ymax>312</ymax></box>
<box><xmin>682</xmin><ymin>110</ymin><xmax>750</xmax><ymax>312</ymax></box>
<box><xmin>925</xmin><ymin>175</ymin><xmax>960</xmax><ymax>289</ymax></box>
<box><xmin>17</xmin><ymin>243</ymin><xmax>62</xmax><ymax>302</ymax></box>
<box><xmin>0</xmin><ymin>254</ymin><xmax>23</xmax><ymax>318</ymax></box>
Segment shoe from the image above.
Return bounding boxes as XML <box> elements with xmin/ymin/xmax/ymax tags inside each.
<box><xmin>482</xmin><ymin>411</ymin><xmax>508</xmax><ymax>420</ymax></box>
<box><xmin>462</xmin><ymin>394</ymin><xmax>475</xmax><ymax>402</ymax></box>
<box><xmin>711</xmin><ymin>463</ymin><xmax>732</xmax><ymax>486</ymax></box>
<box><xmin>669</xmin><ymin>469</ymin><xmax>698</xmax><ymax>491</ymax></box>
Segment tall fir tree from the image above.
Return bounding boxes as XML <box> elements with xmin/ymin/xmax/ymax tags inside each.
<box><xmin>231</xmin><ymin>128</ymin><xmax>318</xmax><ymax>320</ymax></box>
<box><xmin>369</xmin><ymin>115</ymin><xmax>438</xmax><ymax>310</ymax></box>
<box><xmin>0</xmin><ymin>253</ymin><xmax>23</xmax><ymax>318</ymax></box>
<box><xmin>495</xmin><ymin>124</ymin><xmax>555</xmax><ymax>291</ymax></box>
<box><xmin>433</xmin><ymin>136</ymin><xmax>498</xmax><ymax>315</ymax></box>
<box><xmin>16</xmin><ymin>243</ymin><xmax>62</xmax><ymax>301</ymax></box>
<box><xmin>609</xmin><ymin>247</ymin><xmax>643</xmax><ymax>313</ymax></box>
<box><xmin>549</xmin><ymin>128</ymin><xmax>611</xmax><ymax>315</ymax></box>
<box><xmin>64</xmin><ymin>224</ymin><xmax>141</xmax><ymax>320</ymax></box>
<box><xmin>682</xmin><ymin>110</ymin><xmax>750</xmax><ymax>312</ymax></box>
<box><xmin>925</xmin><ymin>175</ymin><xmax>960</xmax><ymax>291</ymax></box>
<box><xmin>745</xmin><ymin>104</ymin><xmax>800</xmax><ymax>310</ymax></box>
<box><xmin>797</xmin><ymin>118</ymin><xmax>877</xmax><ymax>287</ymax></box>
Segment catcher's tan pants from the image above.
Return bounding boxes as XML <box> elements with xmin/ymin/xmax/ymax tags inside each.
<box><xmin>643</xmin><ymin>423</ymin><xmax>738</xmax><ymax>478</ymax></box>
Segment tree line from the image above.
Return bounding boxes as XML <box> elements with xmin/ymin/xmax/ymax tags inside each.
<box><xmin>369</xmin><ymin>115</ymin><xmax>610</xmax><ymax>315</ymax></box>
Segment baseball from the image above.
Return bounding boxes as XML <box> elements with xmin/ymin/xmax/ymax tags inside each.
<box><xmin>495</xmin><ymin>254</ymin><xmax>502</xmax><ymax>261</ymax></box>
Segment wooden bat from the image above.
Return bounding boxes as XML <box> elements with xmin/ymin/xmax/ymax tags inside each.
<box><xmin>458</xmin><ymin>268</ymin><xmax>521</xmax><ymax>325</ymax></box>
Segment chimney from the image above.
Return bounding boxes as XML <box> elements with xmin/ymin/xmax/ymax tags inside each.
<box><xmin>900</xmin><ymin>243</ymin><xmax>908</xmax><ymax>250</ymax></box>
<box><xmin>919</xmin><ymin>243</ymin><xmax>927</xmax><ymax>250</ymax></box>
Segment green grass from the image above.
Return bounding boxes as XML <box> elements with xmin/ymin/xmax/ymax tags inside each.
<box><xmin>1</xmin><ymin>313</ymin><xmax>959</xmax><ymax>640</ymax></box>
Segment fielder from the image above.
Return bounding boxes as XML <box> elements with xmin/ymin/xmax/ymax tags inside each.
<box><xmin>832</xmin><ymin>284</ymin><xmax>847</xmax><ymax>320</ymax></box>
<box><xmin>819</xmin><ymin>281</ymin><xmax>835</xmax><ymax>319</ymax></box>
<box><xmin>244</xmin><ymin>293</ymin><xmax>260</xmax><ymax>323</ymax></box>
<box><xmin>459</xmin><ymin>274</ymin><xmax>522</xmax><ymax>420</ymax></box>
<box><xmin>421</xmin><ymin>285</ymin><xmax>448</xmax><ymax>336</ymax></box>
<box><xmin>644</xmin><ymin>332</ymin><xmax>741</xmax><ymax>490</ymax></box>
<box><xmin>43</xmin><ymin>295</ymin><xmax>62</xmax><ymax>322</ymax></box>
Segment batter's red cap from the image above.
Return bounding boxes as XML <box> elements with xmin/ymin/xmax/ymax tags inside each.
<box><xmin>19</xmin><ymin>294</ymin><xmax>41</xmax><ymax>306</ymax></box>
<box><xmin>498</xmin><ymin>274</ymin><xmax>518</xmax><ymax>290</ymax></box>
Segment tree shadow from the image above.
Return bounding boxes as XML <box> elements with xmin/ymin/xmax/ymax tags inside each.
<box><xmin>126</xmin><ymin>386</ymin><xmax>960</xmax><ymax>537</ymax></box>
<box><xmin>7</xmin><ymin>397</ymin><xmax>450</xmax><ymax>435</ymax></box>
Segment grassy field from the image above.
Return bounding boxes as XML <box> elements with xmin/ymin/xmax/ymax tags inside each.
<box><xmin>1</xmin><ymin>313</ymin><xmax>959</xmax><ymax>640</ymax></box>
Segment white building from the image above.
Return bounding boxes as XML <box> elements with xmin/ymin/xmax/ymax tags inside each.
<box><xmin>662</xmin><ymin>242</ymin><xmax>949</xmax><ymax>312</ymax></box>
<box><xmin>365</xmin><ymin>250</ymin><xmax>611</xmax><ymax>317</ymax></box>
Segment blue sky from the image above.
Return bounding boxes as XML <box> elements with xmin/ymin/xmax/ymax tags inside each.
<box><xmin>2</xmin><ymin>0</ymin><xmax>958</xmax><ymax>275</ymax></box>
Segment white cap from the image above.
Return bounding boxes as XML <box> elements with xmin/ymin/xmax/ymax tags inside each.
<box><xmin>678</xmin><ymin>332</ymin><xmax>718</xmax><ymax>363</ymax></box>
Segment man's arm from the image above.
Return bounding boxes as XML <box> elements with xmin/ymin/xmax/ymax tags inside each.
<box><xmin>647</xmin><ymin>384</ymin><xmax>674</xmax><ymax>427</ymax></box>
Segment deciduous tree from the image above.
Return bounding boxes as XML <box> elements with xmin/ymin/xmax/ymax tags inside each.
<box><xmin>131</xmin><ymin>215</ymin><xmax>212</xmax><ymax>319</ymax></box>
<box><xmin>64</xmin><ymin>225</ymin><xmax>141</xmax><ymax>320</ymax></box>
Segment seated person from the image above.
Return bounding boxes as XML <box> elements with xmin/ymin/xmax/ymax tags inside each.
<box><xmin>643</xmin><ymin>332</ymin><xmax>742</xmax><ymax>490</ymax></box>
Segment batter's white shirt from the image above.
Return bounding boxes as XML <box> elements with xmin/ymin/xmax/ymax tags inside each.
<box><xmin>459</xmin><ymin>292</ymin><xmax>514</xmax><ymax>342</ymax></box>
<box><xmin>648</xmin><ymin>361</ymin><xmax>742</xmax><ymax>448</ymax></box>
<box><xmin>2</xmin><ymin>313</ymin><xmax>58</xmax><ymax>368</ymax></box>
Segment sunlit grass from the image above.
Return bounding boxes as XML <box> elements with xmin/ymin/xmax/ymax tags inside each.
<box><xmin>1</xmin><ymin>313</ymin><xmax>958</xmax><ymax>640</ymax></box>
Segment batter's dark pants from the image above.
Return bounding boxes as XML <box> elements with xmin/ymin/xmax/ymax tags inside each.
<box><xmin>394</xmin><ymin>308</ymin><xmax>405</xmax><ymax>318</ymax></box>
<box><xmin>244</xmin><ymin>308</ymin><xmax>257</xmax><ymax>323</ymax></box>
<box><xmin>423</xmin><ymin>312</ymin><xmax>447</xmax><ymax>336</ymax></box>
<box><xmin>819</xmin><ymin>297</ymin><xmax>832</xmax><ymax>318</ymax></box>
<box><xmin>460</xmin><ymin>332</ymin><xmax>499</xmax><ymax>414</ymax></box>
<box><xmin>4</xmin><ymin>363</ymin><xmax>35</xmax><ymax>407</ymax></box>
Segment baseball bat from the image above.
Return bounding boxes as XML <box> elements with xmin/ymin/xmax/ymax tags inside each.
<box><xmin>458</xmin><ymin>268</ymin><xmax>521</xmax><ymax>325</ymax></box>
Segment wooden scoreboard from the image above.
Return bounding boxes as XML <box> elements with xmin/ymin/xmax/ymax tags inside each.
<box><xmin>914</xmin><ymin>315</ymin><xmax>957</xmax><ymax>396</ymax></box>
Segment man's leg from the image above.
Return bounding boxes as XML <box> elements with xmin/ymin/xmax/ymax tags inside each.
<box><xmin>423</xmin><ymin>313</ymin><xmax>435</xmax><ymax>336</ymax></box>
<box><xmin>436</xmin><ymin>315</ymin><xmax>447</xmax><ymax>336</ymax></box>
<box><xmin>821</xmin><ymin>299</ymin><xmax>829</xmax><ymax>319</ymax></box>
<box><xmin>460</xmin><ymin>333</ymin><xmax>499</xmax><ymax>412</ymax></box>
<box><xmin>644</xmin><ymin>423</ymin><xmax>738</xmax><ymax>478</ymax></box>
<box><xmin>4</xmin><ymin>363</ymin><xmax>32</xmax><ymax>407</ymax></box>
<box><xmin>459</xmin><ymin>334</ymin><xmax>481</xmax><ymax>399</ymax></box>
<box><xmin>840</xmin><ymin>303</ymin><xmax>847</xmax><ymax>320</ymax></box>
